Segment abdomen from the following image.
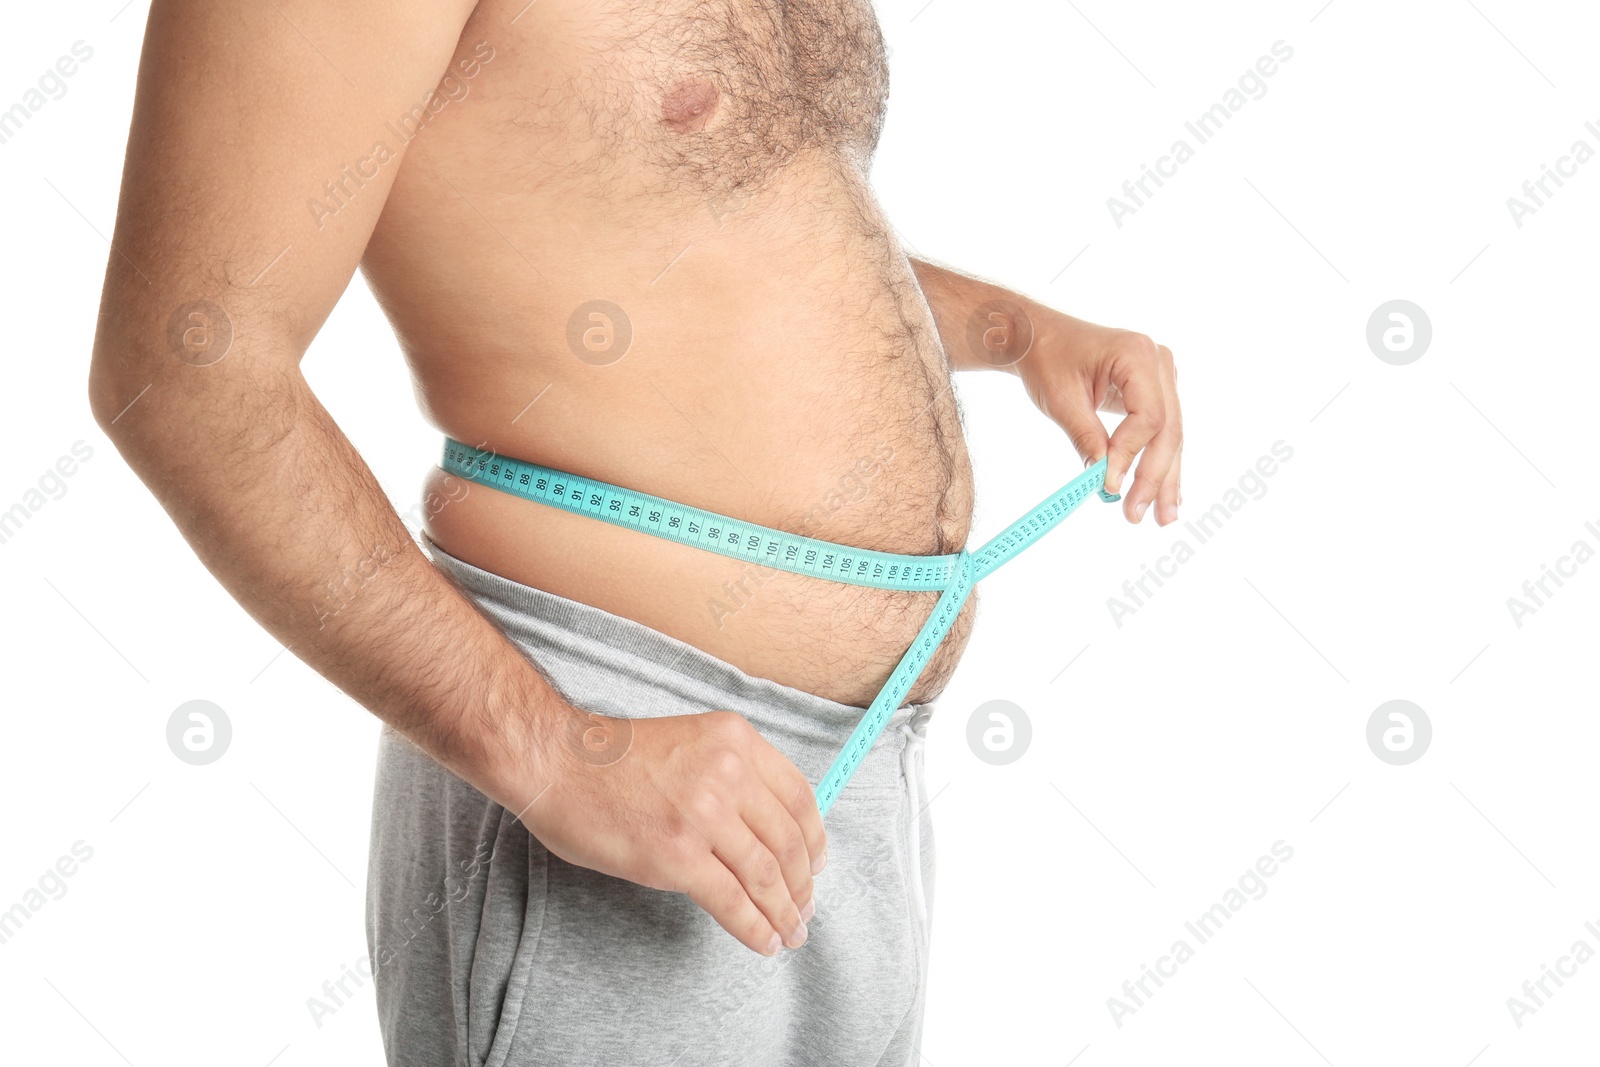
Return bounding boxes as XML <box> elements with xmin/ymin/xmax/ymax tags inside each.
<box><xmin>362</xmin><ymin>0</ymin><xmax>976</xmax><ymax>706</ymax></box>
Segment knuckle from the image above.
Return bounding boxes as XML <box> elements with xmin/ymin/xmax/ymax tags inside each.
<box><xmin>748</xmin><ymin>849</ymin><xmax>782</xmax><ymax>892</ymax></box>
<box><xmin>708</xmin><ymin>748</ymin><xmax>746</xmax><ymax>783</ymax></box>
<box><xmin>788</xmin><ymin>775</ymin><xmax>818</xmax><ymax>816</ymax></box>
<box><xmin>1070</xmin><ymin>427</ymin><xmax>1103</xmax><ymax>456</ymax></box>
<box><xmin>784</xmin><ymin>773</ymin><xmax>805</xmax><ymax>805</ymax></box>
<box><xmin>1115</xmin><ymin>330</ymin><xmax>1159</xmax><ymax>361</ymax></box>
<box><xmin>705</xmin><ymin>883</ymin><xmax>744</xmax><ymax>922</ymax></box>
<box><xmin>778</xmin><ymin>827</ymin><xmax>807</xmax><ymax>867</ymax></box>
<box><xmin>683</xmin><ymin>788</ymin><xmax>722</xmax><ymax>826</ymax></box>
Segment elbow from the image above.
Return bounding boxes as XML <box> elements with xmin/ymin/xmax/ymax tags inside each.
<box><xmin>87</xmin><ymin>361</ymin><xmax>121</xmax><ymax>433</ymax></box>
<box><xmin>88</xmin><ymin>345</ymin><xmax>311</xmax><ymax>465</ymax></box>
<box><xmin>87</xmin><ymin>357</ymin><xmax>145</xmax><ymax>439</ymax></box>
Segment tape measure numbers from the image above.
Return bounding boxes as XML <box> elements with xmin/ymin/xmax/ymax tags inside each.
<box><xmin>440</xmin><ymin>439</ymin><xmax>963</xmax><ymax>591</ymax></box>
<box><xmin>441</xmin><ymin>437</ymin><xmax>1118</xmax><ymax>817</ymax></box>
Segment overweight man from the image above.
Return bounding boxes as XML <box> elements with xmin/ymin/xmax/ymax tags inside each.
<box><xmin>88</xmin><ymin>1</ymin><xmax>1183</xmax><ymax>1063</ymax></box>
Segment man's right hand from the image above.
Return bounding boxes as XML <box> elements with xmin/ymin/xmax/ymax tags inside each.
<box><xmin>518</xmin><ymin>709</ymin><xmax>826</xmax><ymax>956</ymax></box>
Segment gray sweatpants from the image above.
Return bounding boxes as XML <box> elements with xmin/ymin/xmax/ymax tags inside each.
<box><xmin>365</xmin><ymin>537</ymin><xmax>939</xmax><ymax>1066</ymax></box>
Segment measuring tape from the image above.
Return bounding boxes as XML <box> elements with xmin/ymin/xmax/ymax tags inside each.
<box><xmin>441</xmin><ymin>436</ymin><xmax>1118</xmax><ymax>817</ymax></box>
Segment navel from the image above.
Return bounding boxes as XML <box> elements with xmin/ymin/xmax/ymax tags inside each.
<box><xmin>660</xmin><ymin>77</ymin><xmax>720</xmax><ymax>133</ymax></box>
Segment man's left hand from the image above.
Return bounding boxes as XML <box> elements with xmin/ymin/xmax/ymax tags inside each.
<box><xmin>1010</xmin><ymin>309</ymin><xmax>1183</xmax><ymax>526</ymax></box>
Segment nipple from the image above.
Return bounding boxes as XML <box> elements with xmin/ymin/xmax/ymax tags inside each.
<box><xmin>661</xmin><ymin>77</ymin><xmax>720</xmax><ymax>133</ymax></box>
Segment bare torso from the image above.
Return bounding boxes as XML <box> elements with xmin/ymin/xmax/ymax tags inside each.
<box><xmin>359</xmin><ymin>0</ymin><xmax>976</xmax><ymax>707</ymax></box>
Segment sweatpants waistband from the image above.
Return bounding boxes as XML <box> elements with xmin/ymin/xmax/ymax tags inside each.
<box><xmin>424</xmin><ymin>536</ymin><xmax>934</xmax><ymax>797</ymax></box>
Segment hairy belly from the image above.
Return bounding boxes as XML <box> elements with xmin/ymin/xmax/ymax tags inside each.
<box><xmin>361</xmin><ymin>4</ymin><xmax>974</xmax><ymax>706</ymax></box>
<box><xmin>402</xmin><ymin>223</ymin><xmax>979</xmax><ymax>708</ymax></box>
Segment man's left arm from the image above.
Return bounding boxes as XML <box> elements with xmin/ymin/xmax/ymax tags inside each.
<box><xmin>909</xmin><ymin>258</ymin><xmax>1182</xmax><ymax>527</ymax></box>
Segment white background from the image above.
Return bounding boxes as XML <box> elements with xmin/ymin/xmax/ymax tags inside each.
<box><xmin>3</xmin><ymin>1</ymin><xmax>1597</xmax><ymax>1064</ymax></box>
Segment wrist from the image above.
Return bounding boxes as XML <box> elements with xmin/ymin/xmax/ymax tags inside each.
<box><xmin>461</xmin><ymin>670</ymin><xmax>579</xmax><ymax>816</ymax></box>
<box><xmin>960</xmin><ymin>293</ymin><xmax>1041</xmax><ymax>375</ymax></box>
<box><xmin>1006</xmin><ymin>297</ymin><xmax>1067</xmax><ymax>382</ymax></box>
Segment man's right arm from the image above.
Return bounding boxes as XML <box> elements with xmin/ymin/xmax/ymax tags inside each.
<box><xmin>88</xmin><ymin>0</ymin><xmax>820</xmax><ymax>956</ymax></box>
<box><xmin>87</xmin><ymin>0</ymin><xmax>562</xmax><ymax>816</ymax></box>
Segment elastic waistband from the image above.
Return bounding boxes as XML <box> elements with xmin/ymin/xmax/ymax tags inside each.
<box><xmin>423</xmin><ymin>536</ymin><xmax>932</xmax><ymax>795</ymax></box>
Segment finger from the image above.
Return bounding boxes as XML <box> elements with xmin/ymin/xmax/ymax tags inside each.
<box><xmin>740</xmin><ymin>779</ymin><xmax>816</xmax><ymax>923</ymax></box>
<box><xmin>683</xmin><ymin>856</ymin><xmax>786</xmax><ymax>956</ymax></box>
<box><xmin>1103</xmin><ymin>337</ymin><xmax>1167</xmax><ymax>497</ymax></box>
<box><xmin>1023</xmin><ymin>372</ymin><xmax>1110</xmax><ymax>467</ymax></box>
<box><xmin>750</xmin><ymin>743</ymin><xmax>828</xmax><ymax>879</ymax></box>
<box><xmin>1156</xmin><ymin>445</ymin><xmax>1182</xmax><ymax>526</ymax></box>
<box><xmin>712</xmin><ymin>817</ymin><xmax>808</xmax><ymax>950</ymax></box>
<box><xmin>1151</xmin><ymin>349</ymin><xmax>1183</xmax><ymax>525</ymax></box>
<box><xmin>1121</xmin><ymin>349</ymin><xmax>1180</xmax><ymax>523</ymax></box>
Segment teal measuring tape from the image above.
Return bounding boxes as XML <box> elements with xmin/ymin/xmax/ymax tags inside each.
<box><xmin>440</xmin><ymin>437</ymin><xmax>1118</xmax><ymax>817</ymax></box>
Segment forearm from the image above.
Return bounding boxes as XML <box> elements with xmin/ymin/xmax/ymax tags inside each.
<box><xmin>909</xmin><ymin>256</ymin><xmax>1046</xmax><ymax>373</ymax></box>
<box><xmin>90</xmin><ymin>365</ymin><xmax>572</xmax><ymax>811</ymax></box>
